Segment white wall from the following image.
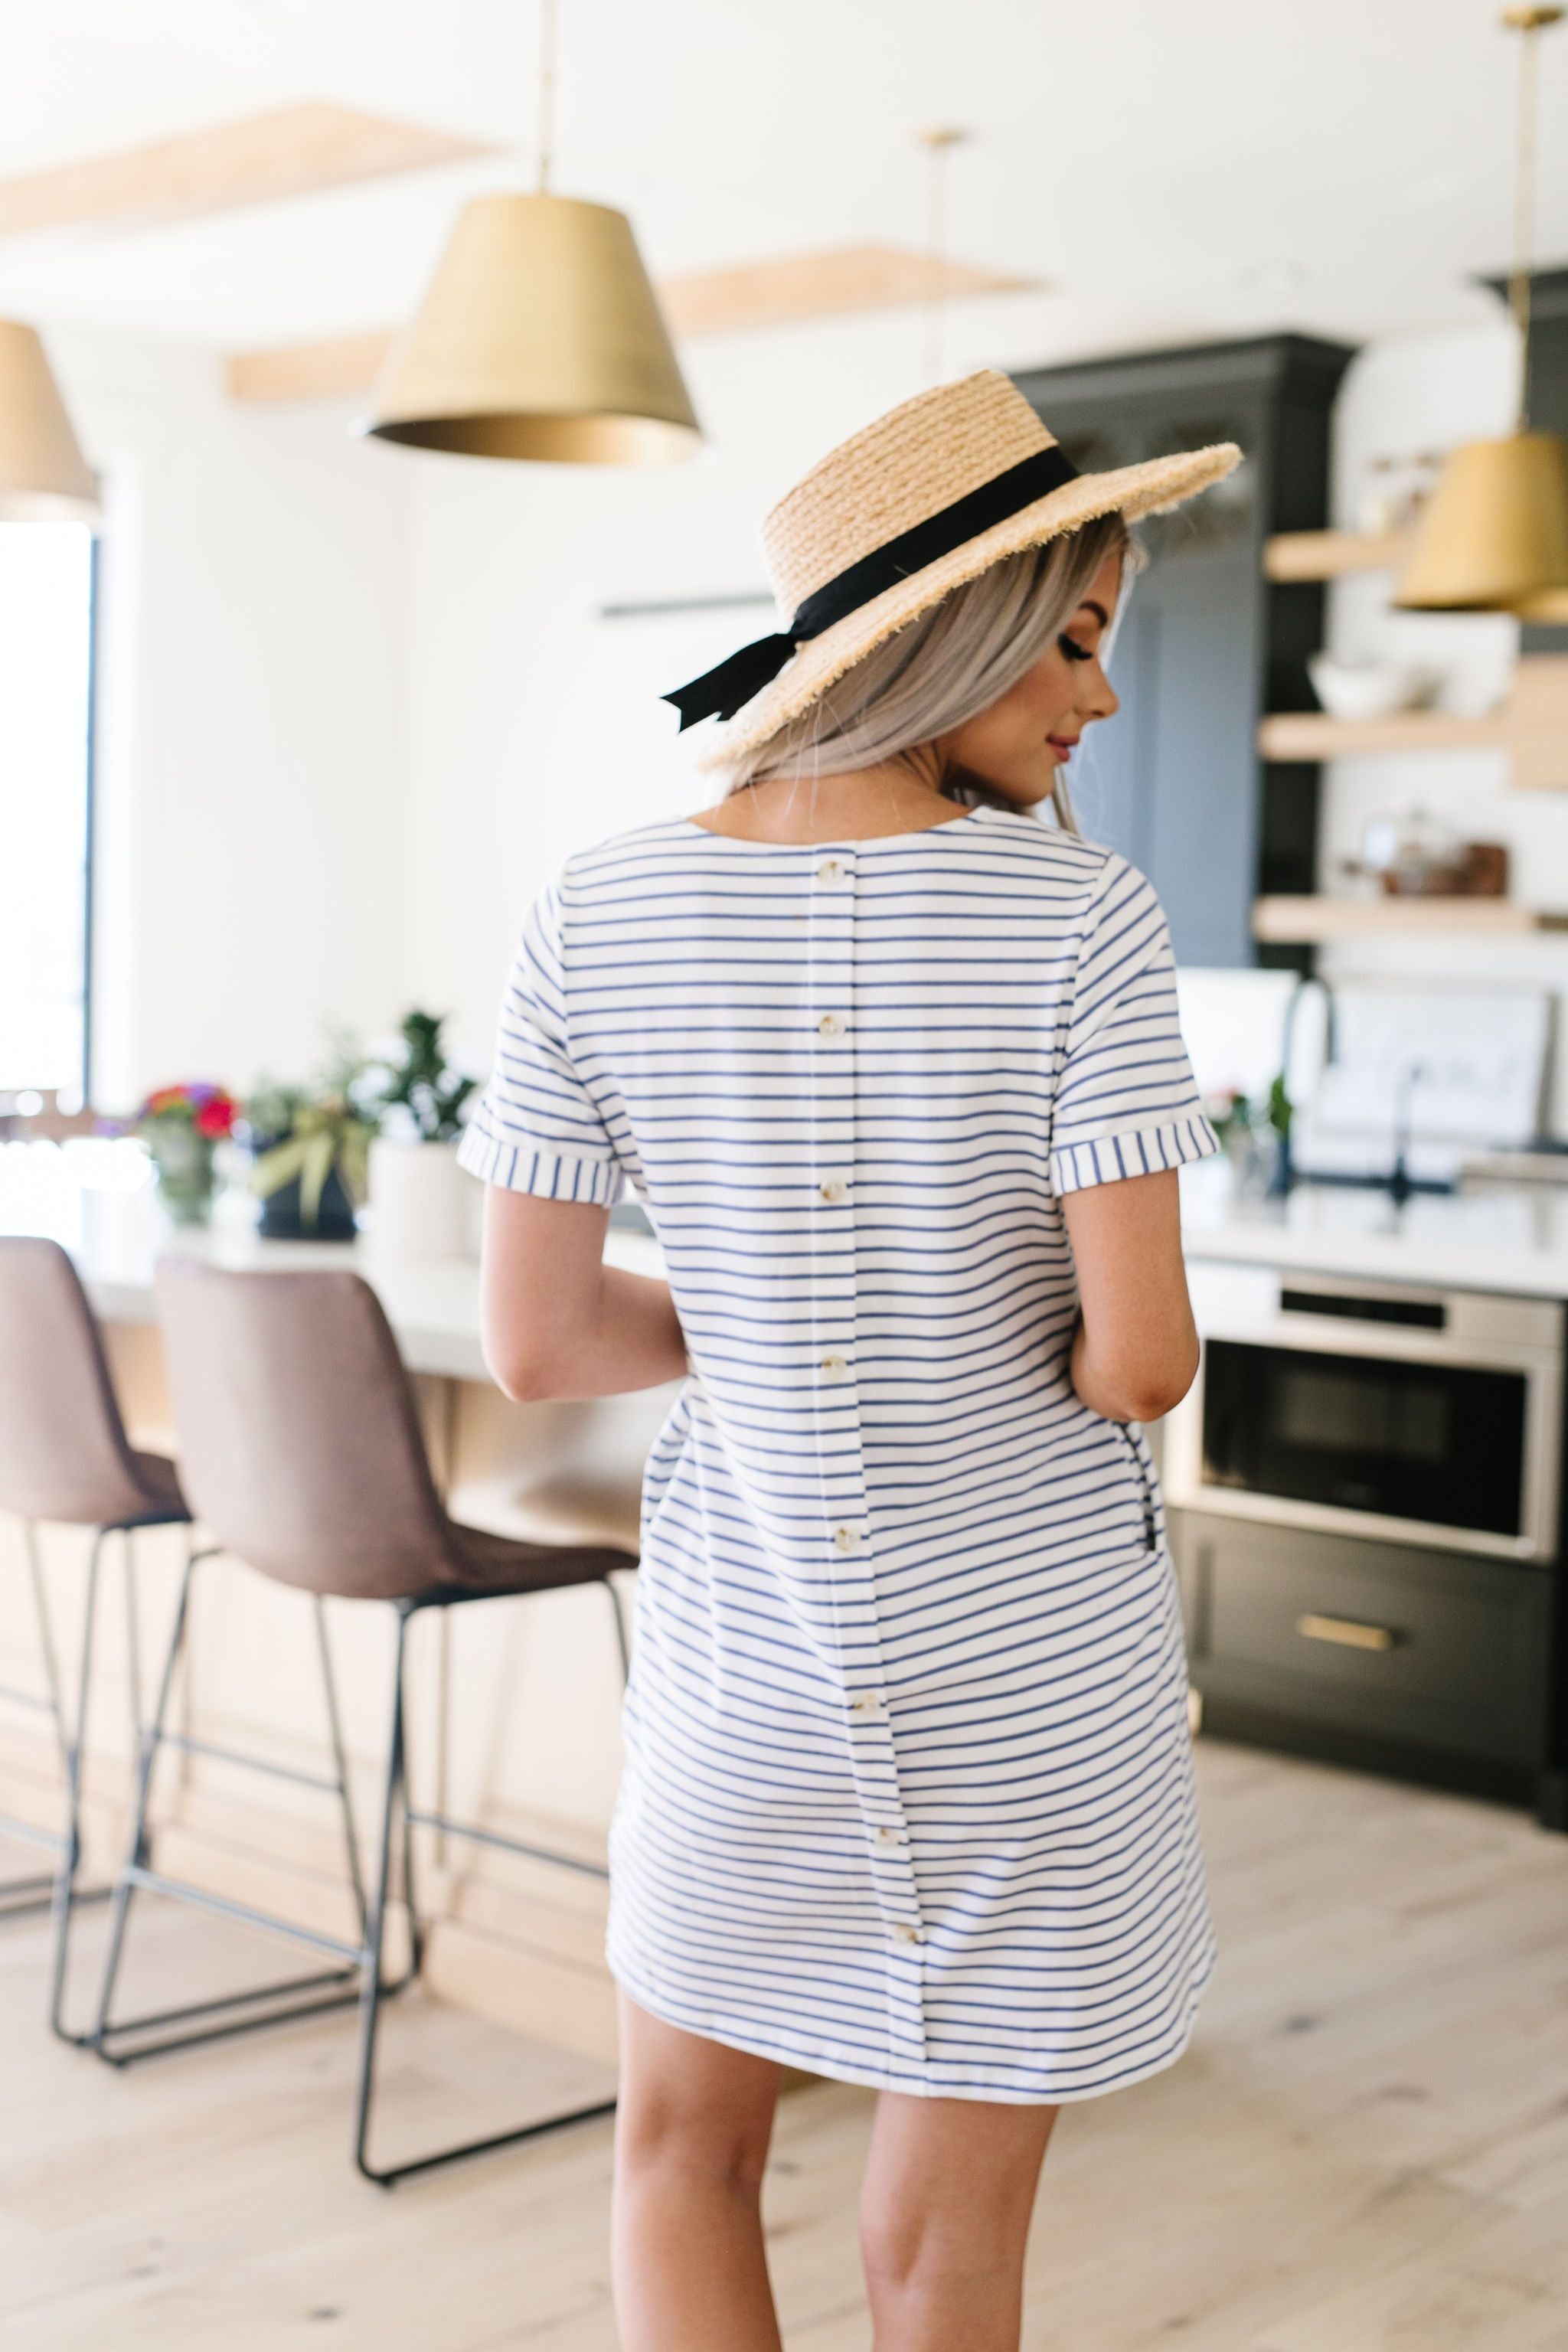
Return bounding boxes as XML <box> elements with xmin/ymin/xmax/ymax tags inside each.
<box><xmin>52</xmin><ymin>327</ymin><xmax>412</xmax><ymax>1111</ymax></box>
<box><xmin>60</xmin><ymin>299</ymin><xmax>1568</xmax><ymax>1134</ymax></box>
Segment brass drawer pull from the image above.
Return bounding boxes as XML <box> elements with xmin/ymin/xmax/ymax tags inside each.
<box><xmin>1296</xmin><ymin>1612</ymin><xmax>1400</xmax><ymax>1653</ymax></box>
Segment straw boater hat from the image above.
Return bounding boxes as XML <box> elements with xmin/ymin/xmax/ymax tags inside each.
<box><xmin>665</xmin><ymin>368</ymin><xmax>1242</xmax><ymax>768</ymax></box>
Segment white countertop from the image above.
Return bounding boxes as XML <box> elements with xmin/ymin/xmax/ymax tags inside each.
<box><xmin>0</xmin><ymin>1141</ymin><xmax>662</xmax><ymax>1383</ymax></box>
<box><xmin>8</xmin><ymin>1142</ymin><xmax>1568</xmax><ymax>1380</ymax></box>
<box><xmin>1180</xmin><ymin>1153</ymin><xmax>1568</xmax><ymax>1299</ymax></box>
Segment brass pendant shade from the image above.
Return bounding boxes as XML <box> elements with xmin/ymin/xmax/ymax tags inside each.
<box><xmin>1395</xmin><ymin>8</ymin><xmax>1568</xmax><ymax>614</ymax></box>
<box><xmin>361</xmin><ymin>193</ymin><xmax>700</xmax><ymax>464</ymax></box>
<box><xmin>0</xmin><ymin>320</ymin><xmax>99</xmax><ymax>525</ymax></box>
<box><xmin>1393</xmin><ymin>430</ymin><xmax>1568</xmax><ymax>611</ymax></box>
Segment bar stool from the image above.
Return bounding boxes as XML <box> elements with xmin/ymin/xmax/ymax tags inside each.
<box><xmin>94</xmin><ymin>1257</ymin><xmax>637</xmax><ymax>2186</ymax></box>
<box><xmin>0</xmin><ymin>1236</ymin><xmax>191</xmax><ymax>2038</ymax></box>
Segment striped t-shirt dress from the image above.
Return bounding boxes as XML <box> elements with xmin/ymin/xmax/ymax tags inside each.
<box><xmin>458</xmin><ymin>802</ymin><xmax>1221</xmax><ymax>2104</ymax></box>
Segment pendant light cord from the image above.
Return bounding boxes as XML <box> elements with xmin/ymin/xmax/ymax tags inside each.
<box><xmin>1511</xmin><ymin>15</ymin><xmax>1541</xmax><ymax>428</ymax></box>
<box><xmin>919</xmin><ymin>127</ymin><xmax>968</xmax><ymax>389</ymax></box>
<box><xmin>537</xmin><ymin>0</ymin><xmax>557</xmax><ymax>195</ymax></box>
<box><xmin>1504</xmin><ymin>6</ymin><xmax>1564</xmax><ymax>432</ymax></box>
<box><xmin>925</xmin><ymin>140</ymin><xmax>946</xmax><ymax>387</ymax></box>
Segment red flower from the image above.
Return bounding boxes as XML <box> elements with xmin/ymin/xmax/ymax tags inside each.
<box><xmin>194</xmin><ymin>1095</ymin><xmax>235</xmax><ymax>1139</ymax></box>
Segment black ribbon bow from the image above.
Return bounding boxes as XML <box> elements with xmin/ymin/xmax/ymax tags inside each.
<box><xmin>662</xmin><ymin>444</ymin><xmax>1080</xmax><ymax>731</ymax></box>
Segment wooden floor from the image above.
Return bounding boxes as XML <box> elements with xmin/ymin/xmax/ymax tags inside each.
<box><xmin>3</xmin><ymin>1737</ymin><xmax>1567</xmax><ymax>2351</ymax></box>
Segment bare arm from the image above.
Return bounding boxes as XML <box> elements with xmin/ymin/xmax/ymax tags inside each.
<box><xmin>478</xmin><ymin>1187</ymin><xmax>688</xmax><ymax>1403</ymax></box>
<box><xmin>1062</xmin><ymin>1168</ymin><xmax>1199</xmax><ymax>1424</ymax></box>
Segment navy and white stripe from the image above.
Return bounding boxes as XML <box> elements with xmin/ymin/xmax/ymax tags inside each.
<box><xmin>460</xmin><ymin>804</ymin><xmax>1220</xmax><ymax>2103</ymax></box>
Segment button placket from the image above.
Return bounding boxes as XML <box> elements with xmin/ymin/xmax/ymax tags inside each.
<box><xmin>803</xmin><ymin>846</ymin><xmax>926</xmax><ymax>2053</ymax></box>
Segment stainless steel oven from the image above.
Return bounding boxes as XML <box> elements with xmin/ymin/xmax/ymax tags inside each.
<box><xmin>1163</xmin><ymin>1264</ymin><xmax>1563</xmax><ymax>1563</ymax></box>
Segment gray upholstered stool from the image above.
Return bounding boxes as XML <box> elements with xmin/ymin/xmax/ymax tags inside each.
<box><xmin>96</xmin><ymin>1257</ymin><xmax>635</xmax><ymax>2185</ymax></box>
<box><xmin>0</xmin><ymin>1236</ymin><xmax>191</xmax><ymax>2037</ymax></box>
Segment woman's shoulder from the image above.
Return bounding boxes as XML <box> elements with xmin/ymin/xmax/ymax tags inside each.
<box><xmin>553</xmin><ymin>815</ymin><xmax>701</xmax><ymax>897</ymax></box>
<box><xmin>963</xmin><ymin>806</ymin><xmax>1144</xmax><ymax>893</ymax></box>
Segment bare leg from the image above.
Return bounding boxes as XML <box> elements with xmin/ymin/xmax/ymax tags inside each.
<box><xmin>859</xmin><ymin>2092</ymin><xmax>1059</xmax><ymax>2352</ymax></box>
<box><xmin>612</xmin><ymin>1991</ymin><xmax>785</xmax><ymax>2352</ymax></box>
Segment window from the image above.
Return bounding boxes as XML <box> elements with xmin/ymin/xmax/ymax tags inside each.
<box><xmin>0</xmin><ymin>521</ymin><xmax>95</xmax><ymax>1099</ymax></box>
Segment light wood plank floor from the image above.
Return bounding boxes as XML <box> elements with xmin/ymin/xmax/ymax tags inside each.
<box><xmin>2</xmin><ymin>1738</ymin><xmax>1566</xmax><ymax>2351</ymax></box>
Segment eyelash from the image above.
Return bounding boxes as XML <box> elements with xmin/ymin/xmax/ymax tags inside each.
<box><xmin>1058</xmin><ymin>634</ymin><xmax>1094</xmax><ymax>664</ymax></box>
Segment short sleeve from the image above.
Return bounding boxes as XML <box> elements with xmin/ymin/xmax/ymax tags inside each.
<box><xmin>1048</xmin><ymin>854</ymin><xmax>1219</xmax><ymax>1196</ymax></box>
<box><xmin>456</xmin><ymin>878</ymin><xmax>626</xmax><ymax>1206</ymax></box>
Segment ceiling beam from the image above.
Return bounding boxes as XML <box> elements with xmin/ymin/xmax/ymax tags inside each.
<box><xmin>0</xmin><ymin>104</ymin><xmax>494</xmax><ymax>240</ymax></box>
<box><xmin>226</xmin><ymin>243</ymin><xmax>1039</xmax><ymax>404</ymax></box>
<box><xmin>661</xmin><ymin>243</ymin><xmax>1035</xmax><ymax>337</ymax></box>
<box><xmin>227</xmin><ymin>331</ymin><xmax>400</xmax><ymax>407</ymax></box>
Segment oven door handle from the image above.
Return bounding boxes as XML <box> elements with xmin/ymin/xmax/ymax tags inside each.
<box><xmin>1194</xmin><ymin>1314</ymin><xmax>1553</xmax><ymax>1374</ymax></box>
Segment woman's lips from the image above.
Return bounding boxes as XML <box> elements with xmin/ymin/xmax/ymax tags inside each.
<box><xmin>1047</xmin><ymin>734</ymin><xmax>1080</xmax><ymax>760</ymax></box>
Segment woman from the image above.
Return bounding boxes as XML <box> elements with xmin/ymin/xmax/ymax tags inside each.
<box><xmin>459</xmin><ymin>371</ymin><xmax>1240</xmax><ymax>2352</ymax></box>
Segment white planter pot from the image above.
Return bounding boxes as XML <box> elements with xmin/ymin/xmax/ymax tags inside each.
<box><xmin>365</xmin><ymin>1138</ymin><xmax>471</xmax><ymax>1260</ymax></box>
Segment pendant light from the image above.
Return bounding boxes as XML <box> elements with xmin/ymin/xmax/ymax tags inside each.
<box><xmin>1395</xmin><ymin>7</ymin><xmax>1568</xmax><ymax>613</ymax></box>
<box><xmin>916</xmin><ymin>126</ymin><xmax>969</xmax><ymax>387</ymax></box>
<box><xmin>361</xmin><ymin>0</ymin><xmax>698</xmax><ymax>463</ymax></box>
<box><xmin>0</xmin><ymin>319</ymin><xmax>99</xmax><ymax>525</ymax></box>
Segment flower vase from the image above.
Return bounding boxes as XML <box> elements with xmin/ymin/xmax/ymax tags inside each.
<box><xmin>250</xmin><ymin>1129</ymin><xmax>361</xmax><ymax>1242</ymax></box>
<box><xmin>147</xmin><ymin>1129</ymin><xmax>218</xmax><ymax>1226</ymax></box>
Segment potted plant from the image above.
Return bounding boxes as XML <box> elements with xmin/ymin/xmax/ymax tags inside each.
<box><xmin>244</xmin><ymin>1045</ymin><xmax>377</xmax><ymax>1242</ymax></box>
<box><xmin>132</xmin><ymin>1083</ymin><xmax>237</xmax><ymax>1226</ymax></box>
<box><xmin>361</xmin><ymin>1009</ymin><xmax>478</xmax><ymax>1259</ymax></box>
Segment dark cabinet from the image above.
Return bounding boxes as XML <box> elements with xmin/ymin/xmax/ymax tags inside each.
<box><xmin>1011</xmin><ymin>335</ymin><xmax>1354</xmax><ymax>969</ymax></box>
<box><xmin>1508</xmin><ymin>266</ymin><xmax>1568</xmax><ymax>660</ymax></box>
<box><xmin>1171</xmin><ymin>1509</ymin><xmax>1555</xmax><ymax>1806</ymax></box>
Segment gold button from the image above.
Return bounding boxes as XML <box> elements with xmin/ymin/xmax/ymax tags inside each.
<box><xmin>834</xmin><ymin>1526</ymin><xmax>864</xmax><ymax>1555</ymax></box>
<box><xmin>890</xmin><ymin>1922</ymin><xmax>923</xmax><ymax>1949</ymax></box>
<box><xmin>815</xmin><ymin>858</ymin><xmax>846</xmax><ymax>884</ymax></box>
<box><xmin>818</xmin><ymin>1353</ymin><xmax>850</xmax><ymax>1380</ymax></box>
<box><xmin>816</xmin><ymin>1011</ymin><xmax>847</xmax><ymax>1038</ymax></box>
<box><xmin>848</xmin><ymin>1690</ymin><xmax>883</xmax><ymax>1716</ymax></box>
<box><xmin>818</xmin><ymin>1177</ymin><xmax>848</xmax><ymax>1205</ymax></box>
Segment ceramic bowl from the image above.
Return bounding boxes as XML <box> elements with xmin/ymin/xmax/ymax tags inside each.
<box><xmin>1307</xmin><ymin>656</ymin><xmax>1442</xmax><ymax>720</ymax></box>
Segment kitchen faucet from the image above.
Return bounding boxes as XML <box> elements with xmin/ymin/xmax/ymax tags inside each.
<box><xmin>1387</xmin><ymin>1057</ymin><xmax>1430</xmax><ymax>1207</ymax></box>
<box><xmin>1269</xmin><ymin>975</ymin><xmax>1337</xmax><ymax>1196</ymax></box>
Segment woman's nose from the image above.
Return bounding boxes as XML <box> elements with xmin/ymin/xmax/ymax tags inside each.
<box><xmin>1083</xmin><ymin>660</ymin><xmax>1119</xmax><ymax>724</ymax></box>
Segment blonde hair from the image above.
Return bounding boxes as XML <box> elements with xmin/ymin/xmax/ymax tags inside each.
<box><xmin>725</xmin><ymin>513</ymin><xmax>1134</xmax><ymax>835</ymax></box>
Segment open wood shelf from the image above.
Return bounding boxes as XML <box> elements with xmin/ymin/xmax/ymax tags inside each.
<box><xmin>1252</xmin><ymin>895</ymin><xmax>1568</xmax><ymax>944</ymax></box>
<box><xmin>1258</xmin><ymin>655</ymin><xmax>1568</xmax><ymax>782</ymax></box>
<box><xmin>1263</xmin><ymin>528</ymin><xmax>1410</xmax><ymax>583</ymax></box>
<box><xmin>1258</xmin><ymin>709</ymin><xmax>1508</xmax><ymax>760</ymax></box>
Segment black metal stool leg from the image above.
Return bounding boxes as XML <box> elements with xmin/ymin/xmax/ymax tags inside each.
<box><xmin>0</xmin><ymin>1520</ymin><xmax>83</xmax><ymax>1919</ymax></box>
<box><xmin>394</xmin><ymin>1630</ymin><xmax>424</xmax><ymax>1989</ymax></box>
<box><xmin>77</xmin><ymin>1543</ymin><xmax>194</xmax><ymax>2048</ymax></box>
<box><xmin>28</xmin><ymin>1520</ymin><xmax>71</xmax><ymax>1775</ymax></box>
<box><xmin>122</xmin><ymin>1527</ymin><xmax>145</xmax><ymax>1747</ymax></box>
<box><xmin>603</xmin><ymin>1573</ymin><xmax>632</xmax><ymax>1687</ymax></box>
<box><xmin>351</xmin><ymin>1599</ymin><xmax>618</xmax><ymax>2189</ymax></box>
<box><xmin>81</xmin><ymin>1546</ymin><xmax>364</xmax><ymax>2066</ymax></box>
<box><xmin>45</xmin><ymin>1529</ymin><xmax>107</xmax><ymax>2035</ymax></box>
<box><xmin>352</xmin><ymin>1604</ymin><xmax>410</xmax><ymax>2184</ymax></box>
<box><xmin>312</xmin><ymin>1597</ymin><xmax>368</xmax><ymax>1942</ymax></box>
